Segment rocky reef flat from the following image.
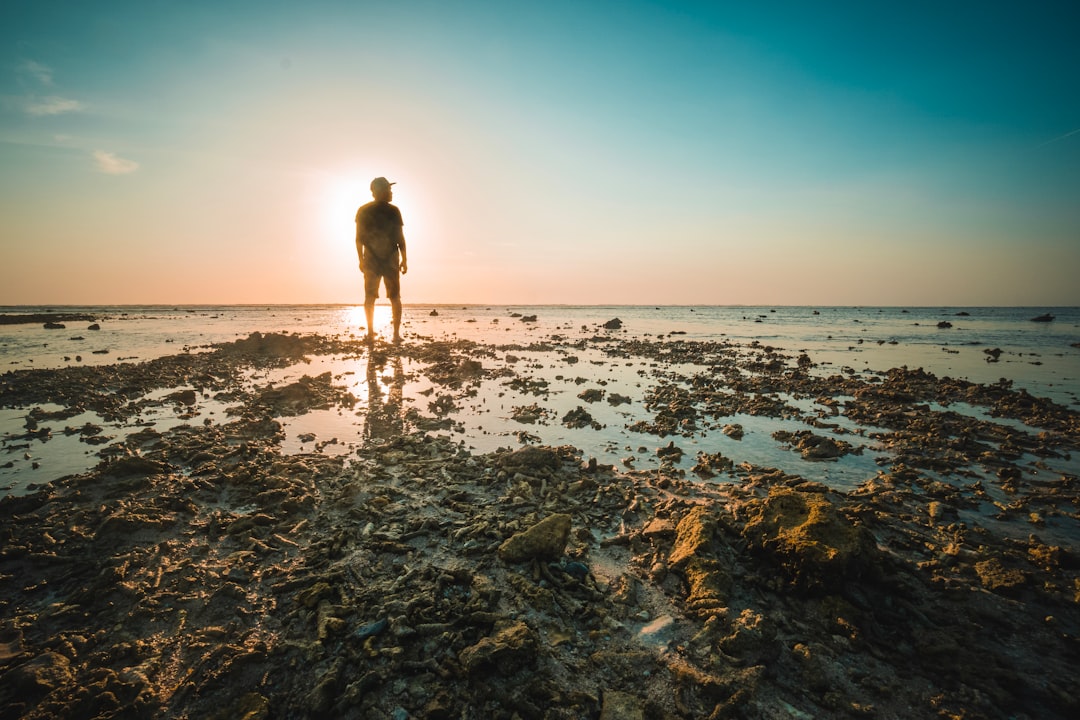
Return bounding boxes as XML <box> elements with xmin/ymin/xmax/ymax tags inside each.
<box><xmin>0</xmin><ymin>330</ymin><xmax>1077</xmax><ymax>719</ymax></box>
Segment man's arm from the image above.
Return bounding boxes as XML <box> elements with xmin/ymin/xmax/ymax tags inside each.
<box><xmin>396</xmin><ymin>226</ymin><xmax>408</xmax><ymax>274</ymax></box>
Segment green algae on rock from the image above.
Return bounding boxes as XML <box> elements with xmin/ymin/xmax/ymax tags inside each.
<box><xmin>743</xmin><ymin>488</ymin><xmax>876</xmax><ymax>591</ymax></box>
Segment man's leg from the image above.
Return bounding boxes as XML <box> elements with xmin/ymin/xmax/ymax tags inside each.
<box><xmin>363</xmin><ymin>268</ymin><xmax>379</xmax><ymax>341</ymax></box>
<box><xmin>391</xmin><ymin>298</ymin><xmax>402</xmax><ymax>342</ymax></box>
<box><xmin>385</xmin><ymin>270</ymin><xmax>403</xmax><ymax>342</ymax></box>
<box><xmin>364</xmin><ymin>300</ymin><xmax>376</xmax><ymax>341</ymax></box>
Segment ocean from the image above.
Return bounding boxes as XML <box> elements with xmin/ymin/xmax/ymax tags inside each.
<box><xmin>2</xmin><ymin>304</ymin><xmax>1079</xmax><ymax>511</ymax></box>
<box><xmin>3</xmin><ymin>304</ymin><xmax>1078</xmax><ymax>399</ymax></box>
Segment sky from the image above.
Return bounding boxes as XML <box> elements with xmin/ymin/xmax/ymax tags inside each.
<box><xmin>1</xmin><ymin>0</ymin><xmax>1078</xmax><ymax>306</ymax></box>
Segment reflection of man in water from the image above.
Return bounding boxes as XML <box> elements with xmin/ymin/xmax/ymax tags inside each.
<box><xmin>356</xmin><ymin>176</ymin><xmax>408</xmax><ymax>342</ymax></box>
<box><xmin>364</xmin><ymin>351</ymin><xmax>405</xmax><ymax>441</ymax></box>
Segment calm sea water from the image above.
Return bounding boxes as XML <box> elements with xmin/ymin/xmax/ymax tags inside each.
<box><xmin>3</xmin><ymin>305</ymin><xmax>1078</xmax><ymax>404</ymax></box>
<box><xmin>2</xmin><ymin>305</ymin><xmax>1079</xmax><ymax>520</ymax></box>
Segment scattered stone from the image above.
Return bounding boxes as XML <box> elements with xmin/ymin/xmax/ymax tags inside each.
<box><xmin>975</xmin><ymin>557</ymin><xmax>1027</xmax><ymax>594</ymax></box>
<box><xmin>656</xmin><ymin>440</ymin><xmax>683</xmax><ymax>461</ymax></box>
<box><xmin>458</xmin><ymin>621</ymin><xmax>537</xmax><ymax>674</ymax></box>
<box><xmin>498</xmin><ymin>513</ymin><xmax>572</xmax><ymax>562</ymax></box>
<box><xmin>0</xmin><ymin>327</ymin><xmax>1076</xmax><ymax>720</ymax></box>
<box><xmin>563</xmin><ymin>406</ymin><xmax>601</xmax><ymax>430</ymax></box>
<box><xmin>600</xmin><ymin>690</ymin><xmax>644</xmax><ymax>720</ymax></box>
<box><xmin>743</xmin><ymin>488</ymin><xmax>875</xmax><ymax>590</ymax></box>
<box><xmin>772</xmin><ymin>430</ymin><xmax>855</xmax><ymax>460</ymax></box>
<box><xmin>499</xmin><ymin>445</ymin><xmax>561</xmax><ymax>471</ymax></box>
<box><xmin>722</xmin><ymin>423</ymin><xmax>744</xmax><ymax>440</ymax></box>
<box><xmin>578</xmin><ymin>388</ymin><xmax>605</xmax><ymax>403</ymax></box>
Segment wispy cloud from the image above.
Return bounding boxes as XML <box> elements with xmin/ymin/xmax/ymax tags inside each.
<box><xmin>20</xmin><ymin>60</ymin><xmax>54</xmax><ymax>86</ymax></box>
<box><xmin>1036</xmin><ymin>127</ymin><xmax>1080</xmax><ymax>148</ymax></box>
<box><xmin>24</xmin><ymin>95</ymin><xmax>84</xmax><ymax>116</ymax></box>
<box><xmin>14</xmin><ymin>60</ymin><xmax>84</xmax><ymax>116</ymax></box>
<box><xmin>93</xmin><ymin>150</ymin><xmax>139</xmax><ymax>175</ymax></box>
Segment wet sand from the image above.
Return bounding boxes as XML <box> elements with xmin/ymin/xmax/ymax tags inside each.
<box><xmin>1</xmin><ymin>330</ymin><xmax>1078</xmax><ymax>719</ymax></box>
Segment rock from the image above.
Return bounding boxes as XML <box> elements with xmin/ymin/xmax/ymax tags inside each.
<box><xmin>692</xmin><ymin>451</ymin><xmax>733</xmax><ymax>477</ymax></box>
<box><xmin>717</xmin><ymin>609</ymin><xmax>778</xmax><ymax>664</ymax></box>
<box><xmin>578</xmin><ymin>388</ymin><xmax>604</xmax><ymax>403</ymax></box>
<box><xmin>498</xmin><ymin>513</ymin><xmax>572</xmax><ymax>562</ymax></box>
<box><xmin>656</xmin><ymin>441</ymin><xmax>683</xmax><ymax>461</ymax></box>
<box><xmin>937</xmin><ymin>321</ymin><xmax>953</xmax><ymax>329</ymax></box>
<box><xmin>354</xmin><ymin>618</ymin><xmax>389</xmax><ymax>640</ymax></box>
<box><xmin>499</xmin><ymin>445</ymin><xmax>561</xmax><ymax>471</ymax></box>
<box><xmin>4</xmin><ymin>652</ymin><xmax>73</xmax><ymax>697</ymax></box>
<box><xmin>600</xmin><ymin>690</ymin><xmax>644</xmax><ymax>720</ymax></box>
<box><xmin>455</xmin><ymin>358</ymin><xmax>483</xmax><ymax>377</ymax></box>
<box><xmin>177</xmin><ymin>389</ymin><xmax>198</xmax><ymax>406</ymax></box>
<box><xmin>683</xmin><ymin>557</ymin><xmax>731</xmax><ymax>613</ymax></box>
<box><xmin>458</xmin><ymin>621</ymin><xmax>537</xmax><ymax>674</ymax></box>
<box><xmin>429</xmin><ymin>309</ymin><xmax>439</xmax><ymax>316</ymax></box>
<box><xmin>563</xmin><ymin>406</ymin><xmax>599</xmax><ymax>430</ymax></box>
<box><xmin>669</xmin><ymin>507</ymin><xmax>715</xmax><ymax>569</ymax></box>
<box><xmin>643</xmin><ymin>517</ymin><xmax>677</xmax><ymax>539</ymax></box>
<box><xmin>101</xmin><ymin>456</ymin><xmax>172</xmax><ymax>478</ymax></box>
<box><xmin>666</xmin><ymin>509</ymin><xmax>733</xmax><ymax>612</ymax></box>
<box><xmin>0</xmin><ymin>627</ymin><xmax>24</xmax><ymax>664</ymax></box>
<box><xmin>256</xmin><ymin>372</ymin><xmax>351</xmax><ymax>415</ymax></box>
<box><xmin>603</xmin><ymin>318</ymin><xmax>623</xmax><ymax>330</ymax></box>
<box><xmin>773</xmin><ymin>430</ymin><xmax>854</xmax><ymax>460</ymax></box>
<box><xmin>975</xmin><ymin>558</ymin><xmax>1026</xmax><ymax>594</ymax></box>
<box><xmin>636</xmin><ymin>615</ymin><xmax>676</xmax><ymax>646</ymax></box>
<box><xmin>208</xmin><ymin>693</ymin><xmax>269</xmax><ymax>720</ymax></box>
<box><xmin>742</xmin><ymin>488</ymin><xmax>875</xmax><ymax>590</ymax></box>
<box><xmin>722</xmin><ymin>424</ymin><xmax>744</xmax><ymax>440</ymax></box>
<box><xmin>88</xmin><ymin>323</ymin><xmax>101</xmax><ymax>330</ymax></box>
<box><xmin>43</xmin><ymin>322</ymin><xmax>65</xmax><ymax>329</ymax></box>
<box><xmin>297</xmin><ymin>581</ymin><xmax>335</xmax><ymax>609</ymax></box>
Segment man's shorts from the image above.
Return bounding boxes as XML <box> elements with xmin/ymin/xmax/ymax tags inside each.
<box><xmin>364</xmin><ymin>266</ymin><xmax>401</xmax><ymax>301</ymax></box>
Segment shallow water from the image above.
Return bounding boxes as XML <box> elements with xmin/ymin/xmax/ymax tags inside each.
<box><xmin>3</xmin><ymin>304</ymin><xmax>1079</xmax><ymax>507</ymax></box>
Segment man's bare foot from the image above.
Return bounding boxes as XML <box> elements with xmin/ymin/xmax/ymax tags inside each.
<box><xmin>392</xmin><ymin>334</ymin><xmax>402</xmax><ymax>344</ymax></box>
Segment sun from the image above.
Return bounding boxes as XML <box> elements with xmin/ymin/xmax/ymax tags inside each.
<box><xmin>318</xmin><ymin>174</ymin><xmax>367</xmax><ymax>242</ymax></box>
<box><xmin>306</xmin><ymin>167</ymin><xmax>437</xmax><ymax>302</ymax></box>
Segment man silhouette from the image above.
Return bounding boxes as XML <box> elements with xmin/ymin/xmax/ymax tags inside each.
<box><xmin>356</xmin><ymin>177</ymin><xmax>408</xmax><ymax>342</ymax></box>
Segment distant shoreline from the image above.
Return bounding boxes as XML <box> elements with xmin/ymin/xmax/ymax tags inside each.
<box><xmin>1</xmin><ymin>303</ymin><xmax>1077</xmax><ymax>311</ymax></box>
<box><xmin>0</xmin><ymin>313</ymin><xmax>98</xmax><ymax>326</ymax></box>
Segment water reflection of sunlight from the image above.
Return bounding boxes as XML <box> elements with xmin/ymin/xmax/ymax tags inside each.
<box><xmin>342</xmin><ymin>306</ymin><xmax>366</xmax><ymax>329</ymax></box>
<box><xmin>340</xmin><ymin>304</ymin><xmax>393</xmax><ymax>335</ymax></box>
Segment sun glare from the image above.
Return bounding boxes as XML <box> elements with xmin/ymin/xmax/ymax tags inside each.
<box><xmin>341</xmin><ymin>304</ymin><xmax>394</xmax><ymax>336</ymax></box>
<box><xmin>309</xmin><ymin>166</ymin><xmax>438</xmax><ymax>303</ymax></box>
<box><xmin>319</xmin><ymin>175</ymin><xmax>366</xmax><ymax>243</ymax></box>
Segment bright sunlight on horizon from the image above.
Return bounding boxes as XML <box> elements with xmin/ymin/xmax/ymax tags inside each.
<box><xmin>2</xmin><ymin>1</ymin><xmax>1079</xmax><ymax>307</ymax></box>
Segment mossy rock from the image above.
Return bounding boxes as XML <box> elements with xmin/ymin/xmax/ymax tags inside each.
<box><xmin>743</xmin><ymin>488</ymin><xmax>875</xmax><ymax>590</ymax></box>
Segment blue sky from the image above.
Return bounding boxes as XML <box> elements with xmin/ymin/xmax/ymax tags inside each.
<box><xmin>2</xmin><ymin>0</ymin><xmax>1078</xmax><ymax>305</ymax></box>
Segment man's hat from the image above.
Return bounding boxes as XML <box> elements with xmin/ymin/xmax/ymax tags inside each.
<box><xmin>371</xmin><ymin>177</ymin><xmax>396</xmax><ymax>192</ymax></box>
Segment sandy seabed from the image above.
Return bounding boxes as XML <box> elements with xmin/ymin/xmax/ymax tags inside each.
<box><xmin>1</xmin><ymin>329</ymin><xmax>1078</xmax><ymax>720</ymax></box>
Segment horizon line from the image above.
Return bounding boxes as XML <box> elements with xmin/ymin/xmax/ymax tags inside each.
<box><xmin>2</xmin><ymin>302</ymin><xmax>1077</xmax><ymax>310</ymax></box>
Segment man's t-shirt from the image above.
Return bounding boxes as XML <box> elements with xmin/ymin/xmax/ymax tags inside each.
<box><xmin>356</xmin><ymin>201</ymin><xmax>404</xmax><ymax>272</ymax></box>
